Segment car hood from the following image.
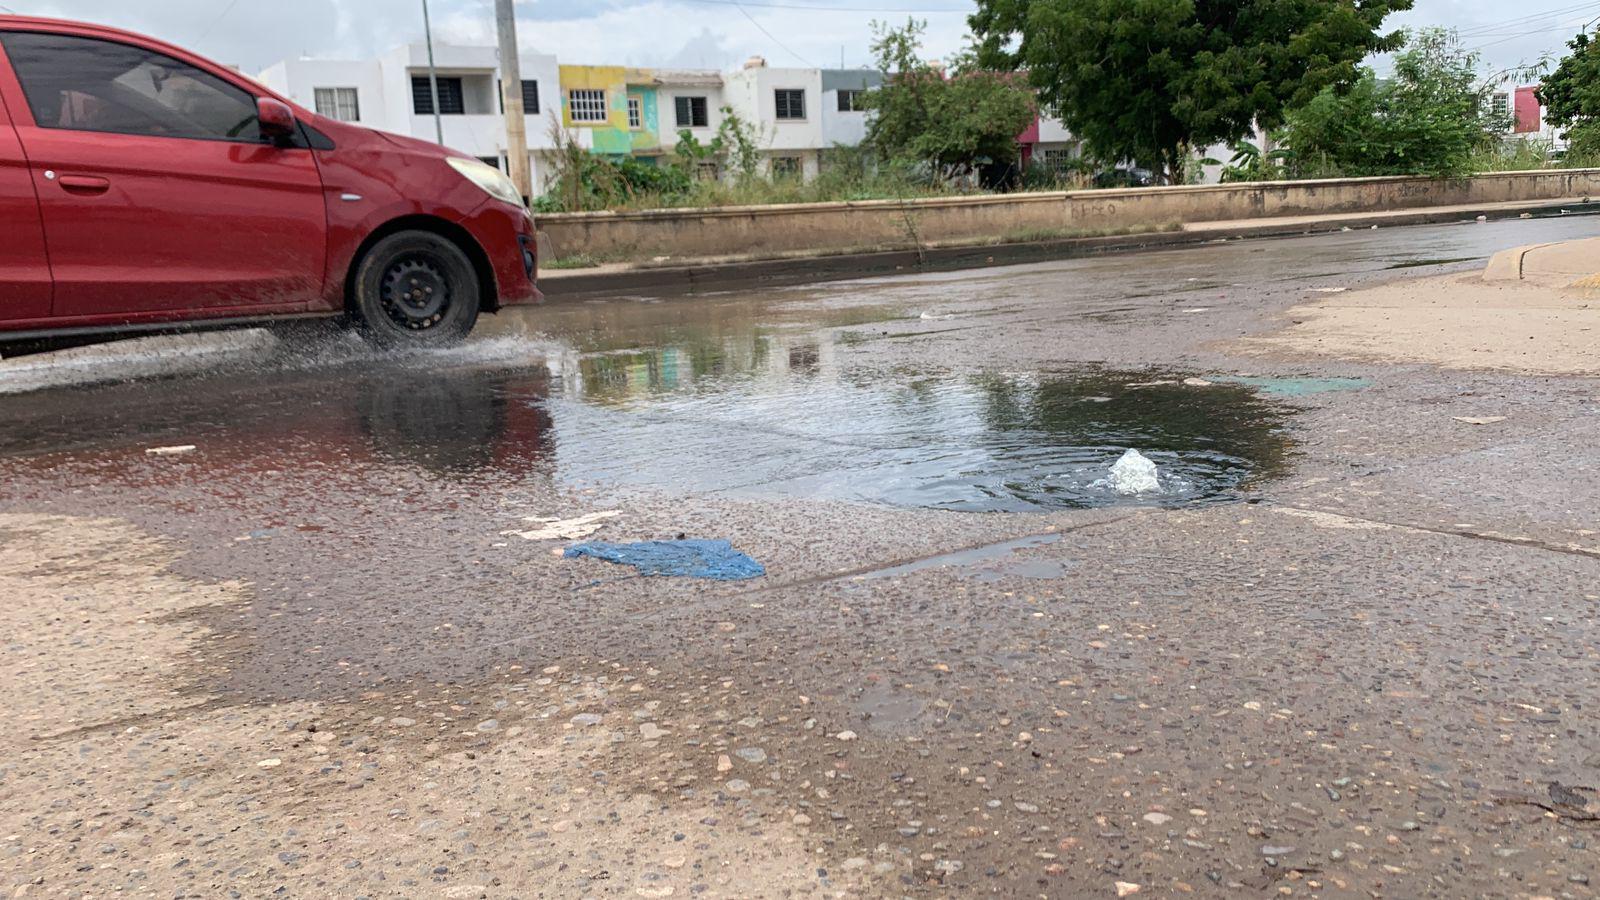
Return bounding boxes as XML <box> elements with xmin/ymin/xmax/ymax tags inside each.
<box><xmin>370</xmin><ymin>129</ymin><xmax>470</xmax><ymax>158</ymax></box>
<box><xmin>304</xmin><ymin>114</ymin><xmax>467</xmax><ymax>160</ymax></box>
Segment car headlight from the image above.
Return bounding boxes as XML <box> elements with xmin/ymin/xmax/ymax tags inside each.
<box><xmin>446</xmin><ymin>157</ymin><xmax>525</xmax><ymax>208</ymax></box>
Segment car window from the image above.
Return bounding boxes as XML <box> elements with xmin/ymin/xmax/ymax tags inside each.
<box><xmin>0</xmin><ymin>31</ymin><xmax>261</xmax><ymax>142</ymax></box>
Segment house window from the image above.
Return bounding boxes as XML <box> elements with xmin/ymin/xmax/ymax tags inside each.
<box><xmin>627</xmin><ymin>95</ymin><xmax>643</xmax><ymax>130</ymax></box>
<box><xmin>569</xmin><ymin>88</ymin><xmax>607</xmax><ymax>122</ymax></box>
<box><xmin>774</xmin><ymin>88</ymin><xmax>805</xmax><ymax>120</ymax></box>
<box><xmin>497</xmin><ymin>79</ymin><xmax>541</xmax><ymax>115</ymax></box>
<box><xmin>771</xmin><ymin>155</ymin><xmax>801</xmax><ymax>178</ymax></box>
<box><xmin>411</xmin><ymin>75</ymin><xmax>464</xmax><ymax>115</ymax></box>
<box><xmin>313</xmin><ymin>87</ymin><xmax>360</xmax><ymax>122</ymax></box>
<box><xmin>696</xmin><ymin>161</ymin><xmax>720</xmax><ymax>181</ymax></box>
<box><xmin>836</xmin><ymin>89</ymin><xmax>866</xmax><ymax>112</ymax></box>
<box><xmin>1039</xmin><ymin>148</ymin><xmax>1072</xmax><ymax>171</ymax></box>
<box><xmin>477</xmin><ymin>155</ymin><xmax>502</xmax><ymax>171</ymax></box>
<box><xmin>674</xmin><ymin>95</ymin><xmax>708</xmax><ymax>128</ymax></box>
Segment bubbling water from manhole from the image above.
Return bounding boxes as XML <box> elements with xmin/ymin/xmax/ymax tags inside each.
<box><xmin>551</xmin><ymin>363</ymin><xmax>1294</xmax><ymax>511</ymax></box>
<box><xmin>1104</xmin><ymin>448</ymin><xmax>1162</xmax><ymax>495</ymax></box>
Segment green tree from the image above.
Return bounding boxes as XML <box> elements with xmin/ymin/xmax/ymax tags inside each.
<box><xmin>1201</xmin><ymin>135</ymin><xmax>1293</xmax><ymax>182</ymax></box>
<box><xmin>672</xmin><ymin>106</ymin><xmax>761</xmax><ymax>180</ymax></box>
<box><xmin>1537</xmin><ymin>30</ymin><xmax>1600</xmax><ymax>161</ymax></box>
<box><xmin>1283</xmin><ymin>28</ymin><xmax>1504</xmax><ymax>177</ymax></box>
<box><xmin>863</xmin><ymin>19</ymin><xmax>1038</xmax><ymax>173</ymax></box>
<box><xmin>969</xmin><ymin>0</ymin><xmax>1412</xmax><ymax>182</ymax></box>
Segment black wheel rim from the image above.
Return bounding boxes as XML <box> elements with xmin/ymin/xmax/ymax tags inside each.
<box><xmin>379</xmin><ymin>253</ymin><xmax>453</xmax><ymax>331</ymax></box>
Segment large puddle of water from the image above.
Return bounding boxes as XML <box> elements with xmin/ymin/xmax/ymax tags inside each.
<box><xmin>0</xmin><ymin>296</ymin><xmax>1293</xmax><ymax>511</ymax></box>
<box><xmin>546</xmin><ymin>362</ymin><xmax>1289</xmax><ymax>510</ymax></box>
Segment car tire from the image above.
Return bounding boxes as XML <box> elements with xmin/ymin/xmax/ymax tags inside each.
<box><xmin>350</xmin><ymin>230</ymin><xmax>480</xmax><ymax>348</ymax></box>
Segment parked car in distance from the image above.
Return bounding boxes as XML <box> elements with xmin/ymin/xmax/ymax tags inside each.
<box><xmin>1092</xmin><ymin>167</ymin><xmax>1156</xmax><ymax>189</ymax></box>
<box><xmin>0</xmin><ymin>15</ymin><xmax>540</xmax><ymax>358</ymax></box>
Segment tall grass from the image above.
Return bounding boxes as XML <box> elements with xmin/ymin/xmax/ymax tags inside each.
<box><xmin>535</xmin><ymin>136</ymin><xmax>982</xmax><ymax>213</ymax></box>
<box><xmin>1465</xmin><ymin>138</ymin><xmax>1559</xmax><ymax>173</ymax></box>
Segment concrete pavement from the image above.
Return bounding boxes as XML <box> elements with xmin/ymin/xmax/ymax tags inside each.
<box><xmin>1486</xmin><ymin>236</ymin><xmax>1600</xmax><ymax>289</ymax></box>
<box><xmin>1250</xmin><ymin>233</ymin><xmax>1600</xmax><ymax>376</ymax></box>
<box><xmin>4</xmin><ymin>215</ymin><xmax>1600</xmax><ymax>898</ymax></box>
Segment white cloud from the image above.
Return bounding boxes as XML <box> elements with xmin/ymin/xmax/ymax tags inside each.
<box><xmin>13</xmin><ymin>0</ymin><xmax>1594</xmax><ymax>79</ymax></box>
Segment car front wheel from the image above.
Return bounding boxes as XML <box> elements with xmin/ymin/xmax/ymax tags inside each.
<box><xmin>351</xmin><ymin>230</ymin><xmax>480</xmax><ymax>347</ymax></box>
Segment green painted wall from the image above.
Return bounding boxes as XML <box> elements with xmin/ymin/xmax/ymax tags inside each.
<box><xmin>630</xmin><ymin>87</ymin><xmax>661</xmax><ymax>154</ymax></box>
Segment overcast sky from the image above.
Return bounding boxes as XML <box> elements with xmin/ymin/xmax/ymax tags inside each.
<box><xmin>12</xmin><ymin>0</ymin><xmax>1600</xmax><ymax>80</ymax></box>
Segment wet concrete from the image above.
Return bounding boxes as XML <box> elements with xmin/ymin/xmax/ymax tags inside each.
<box><xmin>4</xmin><ymin>214</ymin><xmax>1600</xmax><ymax>897</ymax></box>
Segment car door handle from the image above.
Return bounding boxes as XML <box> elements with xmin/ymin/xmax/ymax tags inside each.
<box><xmin>57</xmin><ymin>174</ymin><xmax>111</xmax><ymax>194</ymax></box>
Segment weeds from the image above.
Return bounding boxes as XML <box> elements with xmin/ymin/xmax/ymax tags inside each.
<box><xmin>543</xmin><ymin>253</ymin><xmax>603</xmax><ymax>270</ymax></box>
<box><xmin>990</xmin><ymin>223</ymin><xmax>1182</xmax><ymax>245</ymax></box>
<box><xmin>1464</xmin><ymin>138</ymin><xmax>1560</xmax><ymax>172</ymax></box>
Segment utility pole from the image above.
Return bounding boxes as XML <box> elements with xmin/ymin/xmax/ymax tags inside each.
<box><xmin>421</xmin><ymin>0</ymin><xmax>443</xmax><ymax>144</ymax></box>
<box><xmin>494</xmin><ymin>0</ymin><xmax>532</xmax><ymax>203</ymax></box>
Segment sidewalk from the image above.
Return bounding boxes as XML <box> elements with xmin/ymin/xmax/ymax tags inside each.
<box><xmin>536</xmin><ymin>196</ymin><xmax>1599</xmax><ymax>300</ymax></box>
<box><xmin>1484</xmin><ymin>236</ymin><xmax>1600</xmax><ymax>288</ymax></box>
<box><xmin>1243</xmin><ymin>232</ymin><xmax>1600</xmax><ymax>376</ymax></box>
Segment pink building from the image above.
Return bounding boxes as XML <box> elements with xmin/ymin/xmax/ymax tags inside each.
<box><xmin>1514</xmin><ymin>85</ymin><xmax>1542</xmax><ymax>134</ymax></box>
<box><xmin>1016</xmin><ymin>113</ymin><xmax>1078</xmax><ymax>172</ymax></box>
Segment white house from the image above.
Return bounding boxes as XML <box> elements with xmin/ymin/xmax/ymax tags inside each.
<box><xmin>1489</xmin><ymin>80</ymin><xmax>1568</xmax><ymax>153</ymax></box>
<box><xmin>721</xmin><ymin>57</ymin><xmax>825</xmax><ymax>180</ymax></box>
<box><xmin>258</xmin><ymin>43</ymin><xmax>563</xmax><ymax>193</ymax></box>
<box><xmin>646</xmin><ymin>69</ymin><xmax>725</xmax><ymax>155</ymax></box>
<box><xmin>259</xmin><ymin>44</ymin><xmax>1041</xmax><ymax>191</ymax></box>
<box><xmin>819</xmin><ymin>69</ymin><xmax>883</xmax><ymax>149</ymax></box>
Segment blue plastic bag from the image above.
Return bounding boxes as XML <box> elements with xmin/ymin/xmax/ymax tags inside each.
<box><xmin>564</xmin><ymin>539</ymin><xmax>766</xmax><ymax>581</ymax></box>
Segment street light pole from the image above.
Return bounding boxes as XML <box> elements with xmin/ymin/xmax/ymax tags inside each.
<box><xmin>494</xmin><ymin>0</ymin><xmax>532</xmax><ymax>203</ymax></box>
<box><xmin>421</xmin><ymin>0</ymin><xmax>444</xmax><ymax>145</ymax></box>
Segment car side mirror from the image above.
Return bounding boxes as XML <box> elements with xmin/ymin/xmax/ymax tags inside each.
<box><xmin>257</xmin><ymin>98</ymin><xmax>297</xmax><ymax>145</ymax></box>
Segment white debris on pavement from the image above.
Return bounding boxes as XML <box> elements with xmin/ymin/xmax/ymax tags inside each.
<box><xmin>145</xmin><ymin>445</ymin><xmax>197</xmax><ymax>456</ymax></box>
<box><xmin>501</xmin><ymin>510</ymin><xmax>621</xmax><ymax>541</ymax></box>
<box><xmin>1453</xmin><ymin>416</ymin><xmax>1508</xmax><ymax>425</ymax></box>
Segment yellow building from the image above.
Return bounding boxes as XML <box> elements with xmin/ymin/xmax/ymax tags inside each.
<box><xmin>558</xmin><ymin>65</ymin><xmax>632</xmax><ymax>154</ymax></box>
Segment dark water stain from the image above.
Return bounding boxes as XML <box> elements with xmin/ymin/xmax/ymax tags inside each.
<box><xmin>856</xmin><ymin>534</ymin><xmax>1064</xmax><ymax>580</ymax></box>
<box><xmin>1207</xmin><ymin>374</ymin><xmax>1371</xmax><ymax>397</ymax></box>
<box><xmin>973</xmin><ymin>558</ymin><xmax>1074</xmax><ymax>582</ymax></box>
<box><xmin>1385</xmin><ymin>257</ymin><xmax>1478</xmax><ymax>269</ymax></box>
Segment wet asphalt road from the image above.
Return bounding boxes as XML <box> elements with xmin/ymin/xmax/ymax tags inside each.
<box><xmin>5</xmin><ymin>214</ymin><xmax>1600</xmax><ymax>898</ymax></box>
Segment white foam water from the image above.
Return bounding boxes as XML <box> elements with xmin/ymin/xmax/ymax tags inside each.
<box><xmin>1107</xmin><ymin>448</ymin><xmax>1161</xmax><ymax>495</ymax></box>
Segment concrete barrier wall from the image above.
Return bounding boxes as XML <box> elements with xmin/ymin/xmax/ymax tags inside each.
<box><xmin>536</xmin><ymin>169</ymin><xmax>1600</xmax><ymax>262</ymax></box>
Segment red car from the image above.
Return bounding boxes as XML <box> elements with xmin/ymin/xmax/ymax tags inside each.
<box><xmin>0</xmin><ymin>15</ymin><xmax>540</xmax><ymax>357</ymax></box>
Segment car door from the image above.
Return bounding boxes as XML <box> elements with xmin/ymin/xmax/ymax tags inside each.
<box><xmin>0</xmin><ymin>51</ymin><xmax>51</xmax><ymax>325</ymax></box>
<box><xmin>0</xmin><ymin>28</ymin><xmax>325</xmax><ymax>320</ymax></box>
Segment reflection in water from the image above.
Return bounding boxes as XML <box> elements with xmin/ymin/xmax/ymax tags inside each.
<box><xmin>359</xmin><ymin>373</ymin><xmax>509</xmax><ymax>473</ymax></box>
<box><xmin>543</xmin><ymin>351</ymin><xmax>1290</xmax><ymax>510</ymax></box>
<box><xmin>491</xmin><ymin>304</ymin><xmax>1292</xmax><ymax>510</ymax></box>
<box><xmin>1</xmin><ymin>282</ymin><xmax>1289</xmax><ymax>511</ymax></box>
<box><xmin>0</xmin><ymin>359</ymin><xmax>557</xmax><ymax>483</ymax></box>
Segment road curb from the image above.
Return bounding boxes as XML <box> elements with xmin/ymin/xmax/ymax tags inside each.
<box><xmin>1483</xmin><ymin>244</ymin><xmax>1543</xmax><ymax>281</ymax></box>
<box><xmin>537</xmin><ymin>200</ymin><xmax>1598</xmax><ymax>301</ymax></box>
<box><xmin>1486</xmin><ymin>236</ymin><xmax>1600</xmax><ymax>286</ymax></box>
